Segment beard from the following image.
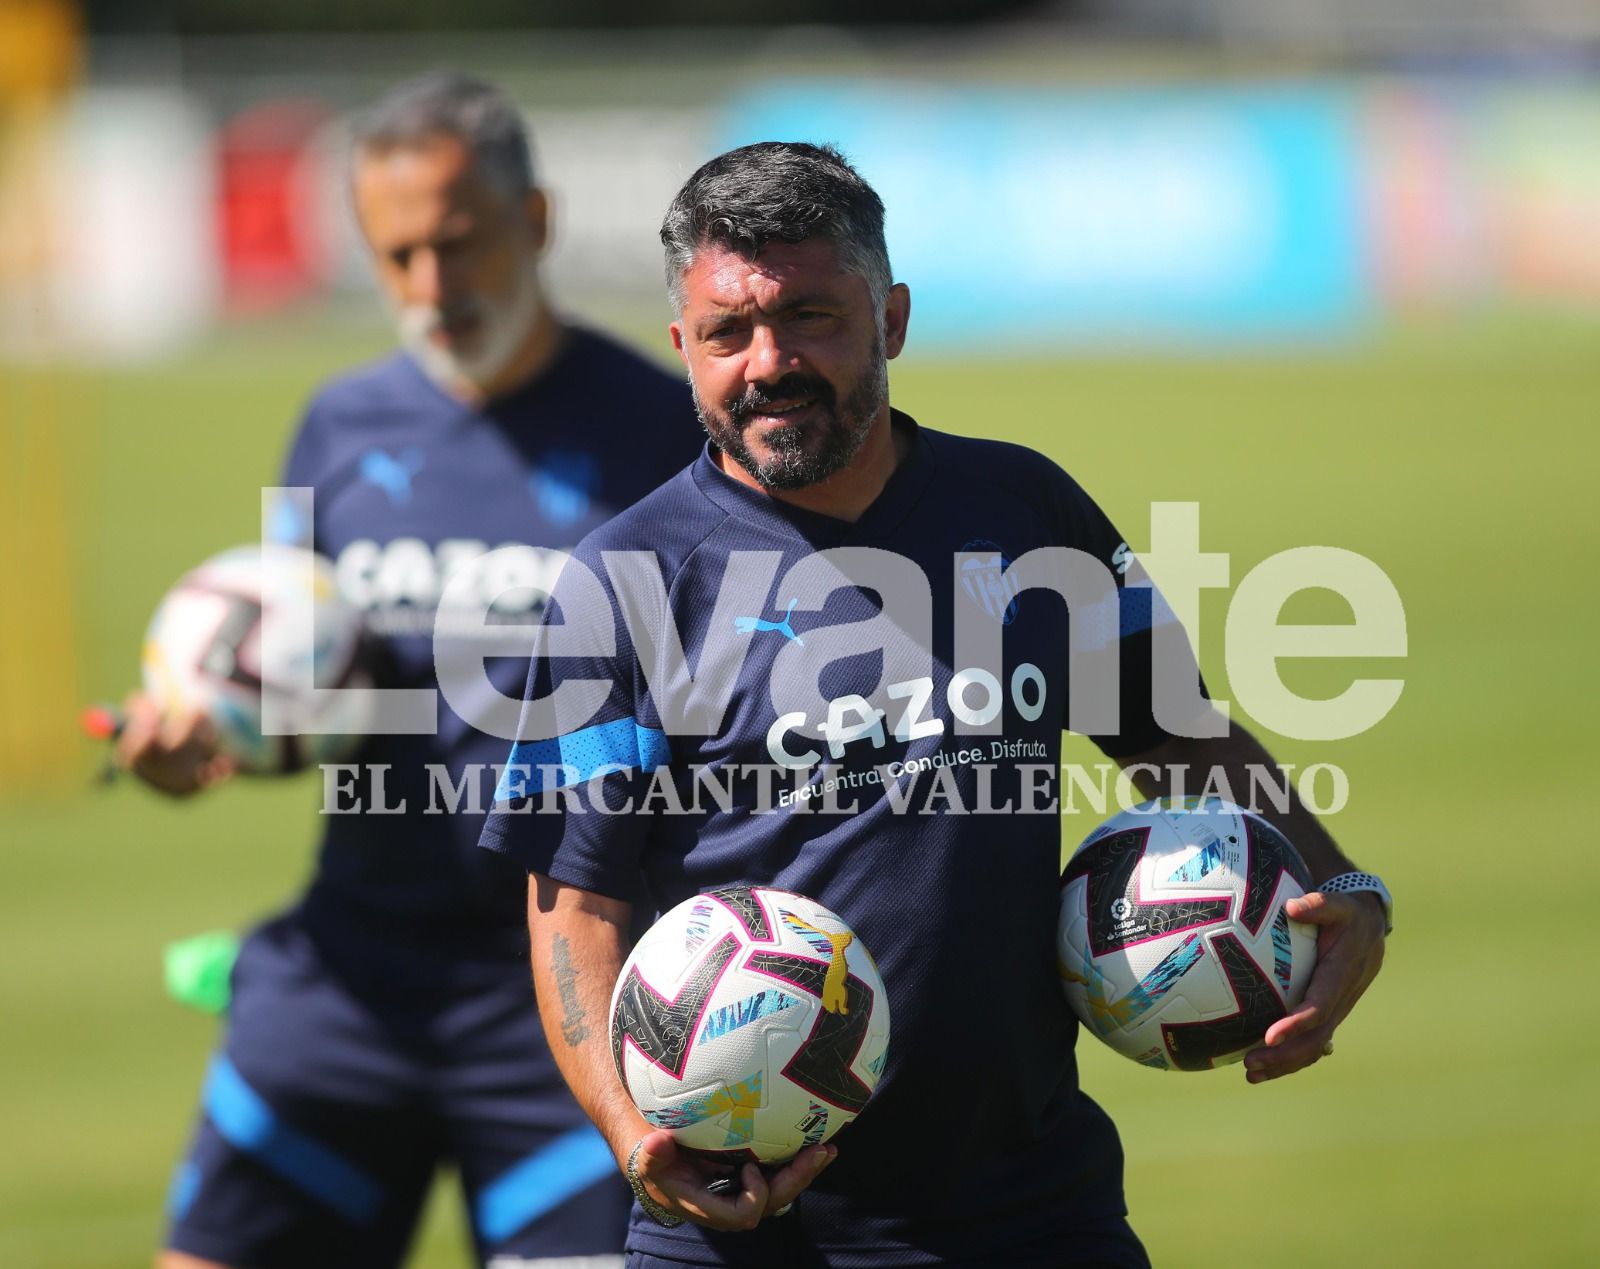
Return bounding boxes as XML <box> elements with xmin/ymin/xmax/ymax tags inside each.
<box><xmin>693</xmin><ymin>332</ymin><xmax>888</xmax><ymax>492</ymax></box>
<box><xmin>394</xmin><ymin>253</ymin><xmax>544</xmax><ymax>393</ymax></box>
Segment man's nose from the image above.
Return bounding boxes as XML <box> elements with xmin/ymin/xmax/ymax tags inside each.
<box><xmin>745</xmin><ymin>324</ymin><xmax>799</xmax><ymax>384</ymax></box>
<box><xmin>406</xmin><ymin>248</ymin><xmax>443</xmax><ymax>308</ymax></box>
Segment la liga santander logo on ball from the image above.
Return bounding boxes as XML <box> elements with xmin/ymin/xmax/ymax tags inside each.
<box><xmin>609</xmin><ymin>887</ymin><xmax>890</xmax><ymax>1163</ymax></box>
<box><xmin>1058</xmin><ymin>799</ymin><xmax>1318</xmax><ymax>1072</ymax></box>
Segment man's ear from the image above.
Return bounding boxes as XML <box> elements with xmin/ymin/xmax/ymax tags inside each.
<box><xmin>884</xmin><ymin>283</ymin><xmax>911</xmax><ymax>360</ymax></box>
<box><xmin>523</xmin><ymin>188</ymin><xmax>551</xmax><ymax>255</ymax></box>
<box><xmin>670</xmin><ymin>321</ymin><xmax>689</xmax><ymax>367</ymax></box>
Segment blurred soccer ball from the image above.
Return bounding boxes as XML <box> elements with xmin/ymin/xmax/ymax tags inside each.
<box><xmin>610</xmin><ymin>886</ymin><xmax>891</xmax><ymax>1163</ymax></box>
<box><xmin>141</xmin><ymin>545</ymin><xmax>371</xmax><ymax>774</ymax></box>
<box><xmin>1058</xmin><ymin>799</ymin><xmax>1318</xmax><ymax>1072</ymax></box>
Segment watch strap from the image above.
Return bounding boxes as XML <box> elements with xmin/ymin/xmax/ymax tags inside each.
<box><xmin>1317</xmin><ymin>871</ymin><xmax>1393</xmax><ymax>934</ymax></box>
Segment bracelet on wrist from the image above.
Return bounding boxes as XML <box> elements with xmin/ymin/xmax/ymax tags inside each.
<box><xmin>626</xmin><ymin>1139</ymin><xmax>684</xmax><ymax>1228</ymax></box>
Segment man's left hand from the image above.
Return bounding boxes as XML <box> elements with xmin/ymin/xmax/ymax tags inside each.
<box><xmin>1243</xmin><ymin>889</ymin><xmax>1386</xmax><ymax>1084</ymax></box>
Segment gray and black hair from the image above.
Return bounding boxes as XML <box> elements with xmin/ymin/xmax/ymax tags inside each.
<box><xmin>660</xmin><ymin>142</ymin><xmax>891</xmax><ymax>315</ymax></box>
<box><xmin>351</xmin><ymin>71</ymin><xmax>534</xmax><ymax>203</ymax></box>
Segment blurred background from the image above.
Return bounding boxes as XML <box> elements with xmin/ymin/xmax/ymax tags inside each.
<box><xmin>3</xmin><ymin>0</ymin><xmax>1596</xmax><ymax>1265</ymax></box>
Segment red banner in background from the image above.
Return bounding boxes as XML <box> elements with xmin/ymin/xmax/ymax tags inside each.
<box><xmin>216</xmin><ymin>99</ymin><xmax>333</xmax><ymax>314</ymax></box>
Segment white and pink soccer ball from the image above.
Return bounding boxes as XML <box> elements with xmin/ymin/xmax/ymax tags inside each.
<box><xmin>610</xmin><ymin>886</ymin><xmax>890</xmax><ymax>1163</ymax></box>
<box><xmin>141</xmin><ymin>545</ymin><xmax>371</xmax><ymax>773</ymax></box>
<box><xmin>1058</xmin><ymin>799</ymin><xmax>1318</xmax><ymax>1072</ymax></box>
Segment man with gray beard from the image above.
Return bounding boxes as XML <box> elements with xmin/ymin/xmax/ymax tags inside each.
<box><xmin>480</xmin><ymin>141</ymin><xmax>1390</xmax><ymax>1267</ymax></box>
<box><xmin>124</xmin><ymin>74</ymin><xmax>697</xmax><ymax>1269</ymax></box>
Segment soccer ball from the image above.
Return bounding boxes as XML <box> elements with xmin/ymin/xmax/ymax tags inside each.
<box><xmin>610</xmin><ymin>886</ymin><xmax>890</xmax><ymax>1163</ymax></box>
<box><xmin>141</xmin><ymin>545</ymin><xmax>372</xmax><ymax>773</ymax></box>
<box><xmin>1058</xmin><ymin>799</ymin><xmax>1318</xmax><ymax>1072</ymax></box>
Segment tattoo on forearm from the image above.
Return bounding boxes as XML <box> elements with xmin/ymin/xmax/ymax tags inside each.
<box><xmin>551</xmin><ymin>933</ymin><xmax>590</xmax><ymax>1046</ymax></box>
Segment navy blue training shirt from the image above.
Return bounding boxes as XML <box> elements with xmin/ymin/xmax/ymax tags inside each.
<box><xmin>480</xmin><ymin>412</ymin><xmax>1203</xmax><ymax>1263</ymax></box>
<box><xmin>279</xmin><ymin>326</ymin><xmax>698</xmax><ymax>948</ymax></box>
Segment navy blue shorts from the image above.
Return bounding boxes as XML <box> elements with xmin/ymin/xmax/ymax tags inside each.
<box><xmin>622</xmin><ymin>1214</ymin><xmax>1149</xmax><ymax>1267</ymax></box>
<box><xmin>163</xmin><ymin>907</ymin><xmax>629</xmax><ymax>1268</ymax></box>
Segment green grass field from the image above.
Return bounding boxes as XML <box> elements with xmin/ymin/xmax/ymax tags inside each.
<box><xmin>3</xmin><ymin>312</ymin><xmax>1597</xmax><ymax>1267</ymax></box>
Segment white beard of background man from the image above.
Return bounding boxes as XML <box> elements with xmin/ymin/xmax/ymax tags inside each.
<box><xmin>394</xmin><ymin>249</ymin><xmax>545</xmax><ymax>391</ymax></box>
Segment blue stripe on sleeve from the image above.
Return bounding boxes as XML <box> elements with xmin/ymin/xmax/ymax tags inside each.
<box><xmin>166</xmin><ymin>1160</ymin><xmax>200</xmax><ymax>1221</ymax></box>
<box><xmin>493</xmin><ymin>718</ymin><xmax>669</xmax><ymax>803</ymax></box>
<box><xmin>1120</xmin><ymin>587</ymin><xmax>1153</xmax><ymax>637</ymax></box>
<box><xmin>493</xmin><ymin>737</ymin><xmax>562</xmax><ymax>802</ymax></box>
<box><xmin>203</xmin><ymin>1056</ymin><xmax>382</xmax><ymax>1226</ymax></box>
<box><xmin>473</xmin><ymin>1124</ymin><xmax>617</xmax><ymax>1243</ymax></box>
<box><xmin>1120</xmin><ymin>585</ymin><xmax>1180</xmax><ymax>638</ymax></box>
<box><xmin>635</xmin><ymin>722</ymin><xmax>672</xmax><ymax>773</ymax></box>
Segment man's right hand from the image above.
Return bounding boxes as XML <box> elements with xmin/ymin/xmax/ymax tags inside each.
<box><xmin>116</xmin><ymin>693</ymin><xmax>236</xmax><ymax>797</ymax></box>
<box><xmin>528</xmin><ymin>878</ymin><xmax>838</xmax><ymax>1233</ymax></box>
<box><xmin>628</xmin><ymin>1129</ymin><xmax>836</xmax><ymax>1232</ymax></box>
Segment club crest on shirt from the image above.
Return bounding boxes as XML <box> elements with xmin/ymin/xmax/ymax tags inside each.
<box><xmin>959</xmin><ymin>539</ymin><xmax>1021</xmax><ymax>625</ymax></box>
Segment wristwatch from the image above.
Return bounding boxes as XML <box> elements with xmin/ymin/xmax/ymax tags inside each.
<box><xmin>1317</xmin><ymin>871</ymin><xmax>1393</xmax><ymax>935</ymax></box>
<box><xmin>626</xmin><ymin>1139</ymin><xmax>684</xmax><ymax>1228</ymax></box>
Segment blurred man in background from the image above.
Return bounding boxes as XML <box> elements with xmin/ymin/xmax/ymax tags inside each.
<box><xmin>121</xmin><ymin>72</ymin><xmax>698</xmax><ymax>1269</ymax></box>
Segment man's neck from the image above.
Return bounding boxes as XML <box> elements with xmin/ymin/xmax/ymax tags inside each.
<box><xmin>443</xmin><ymin>307</ymin><xmax>566</xmax><ymax>406</ymax></box>
<box><xmin>716</xmin><ymin>406</ymin><xmax>909</xmax><ymax>524</ymax></box>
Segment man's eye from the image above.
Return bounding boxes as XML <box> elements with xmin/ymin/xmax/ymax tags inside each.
<box><xmin>390</xmin><ymin>248</ymin><xmax>412</xmax><ymax>270</ymax></box>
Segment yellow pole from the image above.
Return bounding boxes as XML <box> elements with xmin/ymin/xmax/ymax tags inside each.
<box><xmin>0</xmin><ymin>0</ymin><xmax>85</xmax><ymax>797</ymax></box>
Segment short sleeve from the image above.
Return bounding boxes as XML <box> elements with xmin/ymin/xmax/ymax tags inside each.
<box><xmin>1051</xmin><ymin>467</ymin><xmax>1210</xmax><ymax>758</ymax></box>
<box><xmin>477</xmin><ymin>546</ymin><xmax>664</xmax><ymax>902</ymax></box>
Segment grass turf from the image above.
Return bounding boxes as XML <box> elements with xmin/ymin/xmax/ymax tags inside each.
<box><xmin>2</xmin><ymin>311</ymin><xmax>1595</xmax><ymax>1266</ymax></box>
